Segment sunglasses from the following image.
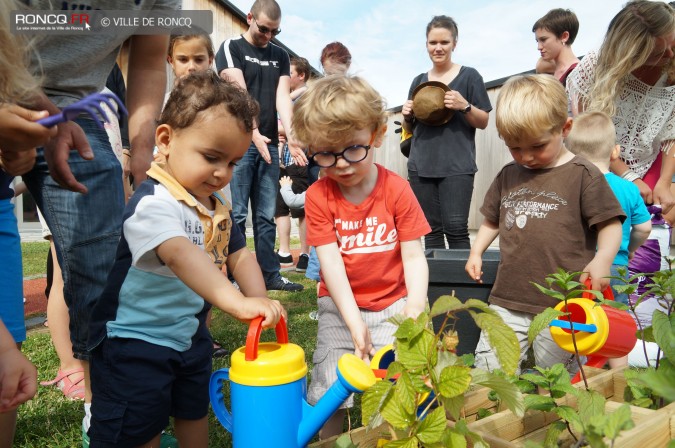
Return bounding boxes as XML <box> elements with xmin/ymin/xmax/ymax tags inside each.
<box><xmin>253</xmin><ymin>17</ymin><xmax>281</xmax><ymax>36</ymax></box>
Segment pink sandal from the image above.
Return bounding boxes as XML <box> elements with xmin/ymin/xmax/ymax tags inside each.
<box><xmin>40</xmin><ymin>368</ymin><xmax>85</xmax><ymax>400</ymax></box>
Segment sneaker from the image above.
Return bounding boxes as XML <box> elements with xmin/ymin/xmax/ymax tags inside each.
<box><xmin>267</xmin><ymin>276</ymin><xmax>304</xmax><ymax>292</ymax></box>
<box><xmin>295</xmin><ymin>253</ymin><xmax>309</xmax><ymax>272</ymax></box>
<box><xmin>277</xmin><ymin>252</ymin><xmax>294</xmax><ymax>268</ymax></box>
<box><xmin>308</xmin><ymin>310</ymin><xmax>319</xmax><ymax>321</ymax></box>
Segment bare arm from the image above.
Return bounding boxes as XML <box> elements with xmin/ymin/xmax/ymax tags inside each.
<box><xmin>400</xmin><ymin>238</ymin><xmax>428</xmax><ymax>319</ymax></box>
<box><xmin>126</xmin><ymin>35</ymin><xmax>170</xmax><ymax>187</ymax></box>
<box><xmin>277</xmin><ymin>76</ymin><xmax>307</xmax><ymax>166</ymax></box>
<box><xmin>316</xmin><ymin>243</ymin><xmax>374</xmax><ymax>361</ymax></box>
<box><xmin>226</xmin><ymin>246</ymin><xmax>267</xmax><ymax>298</ymax></box>
<box><xmin>465</xmin><ymin>219</ymin><xmax>499</xmax><ymax>283</ymax></box>
<box><xmin>628</xmin><ymin>221</ymin><xmax>652</xmax><ymax>255</ymax></box>
<box><xmin>156</xmin><ymin>237</ymin><xmax>283</xmax><ymax>328</ymax></box>
<box><xmin>653</xmin><ymin>140</ymin><xmax>675</xmax><ymax>213</ymax></box>
<box><xmin>581</xmin><ymin>218</ymin><xmax>622</xmax><ymax>291</ymax></box>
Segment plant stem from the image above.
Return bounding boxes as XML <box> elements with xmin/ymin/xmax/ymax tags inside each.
<box><xmin>565</xmin><ymin>298</ymin><xmax>589</xmax><ymax>389</ymax></box>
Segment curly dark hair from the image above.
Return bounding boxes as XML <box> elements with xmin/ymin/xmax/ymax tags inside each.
<box><xmin>160</xmin><ymin>70</ymin><xmax>259</xmax><ymax>133</ymax></box>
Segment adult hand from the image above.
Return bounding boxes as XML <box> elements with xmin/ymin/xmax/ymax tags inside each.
<box><xmin>444</xmin><ymin>90</ymin><xmax>468</xmax><ymax>111</ymax></box>
<box><xmin>633</xmin><ymin>178</ymin><xmax>653</xmax><ymax>205</ymax></box>
<box><xmin>402</xmin><ymin>99</ymin><xmax>414</xmax><ymax>121</ymax></box>
<box><xmin>287</xmin><ymin>139</ymin><xmax>308</xmax><ymax>166</ymax></box>
<box><xmin>652</xmin><ymin>179</ymin><xmax>675</xmax><ymax>214</ymax></box>
<box><xmin>252</xmin><ymin>131</ymin><xmax>272</xmax><ymax>164</ymax></box>
<box><xmin>44</xmin><ymin>121</ymin><xmax>93</xmax><ymax>194</ymax></box>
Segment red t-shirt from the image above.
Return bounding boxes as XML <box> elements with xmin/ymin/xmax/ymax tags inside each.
<box><xmin>305</xmin><ymin>164</ymin><xmax>430</xmax><ymax>311</ymax></box>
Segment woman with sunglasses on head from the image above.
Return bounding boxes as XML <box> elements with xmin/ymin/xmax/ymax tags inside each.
<box><xmin>401</xmin><ymin>15</ymin><xmax>491</xmax><ymax>250</ymax></box>
<box><xmin>567</xmin><ymin>0</ymin><xmax>675</xmax><ymax>218</ymax></box>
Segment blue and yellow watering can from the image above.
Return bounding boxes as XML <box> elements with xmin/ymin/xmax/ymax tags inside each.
<box><xmin>209</xmin><ymin>316</ymin><xmax>376</xmax><ymax>448</ymax></box>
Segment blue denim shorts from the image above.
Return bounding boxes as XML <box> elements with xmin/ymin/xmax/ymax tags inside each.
<box><xmin>89</xmin><ymin>335</ymin><xmax>211</xmax><ymax>446</ymax></box>
<box><xmin>0</xmin><ymin>199</ymin><xmax>26</xmax><ymax>343</ymax></box>
<box><xmin>305</xmin><ymin>246</ymin><xmax>320</xmax><ymax>282</ymax></box>
<box><xmin>23</xmin><ymin>117</ymin><xmax>124</xmax><ymax>360</ymax></box>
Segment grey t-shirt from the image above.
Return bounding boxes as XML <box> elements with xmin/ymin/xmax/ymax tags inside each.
<box><xmin>407</xmin><ymin>67</ymin><xmax>492</xmax><ymax>177</ymax></box>
<box><xmin>25</xmin><ymin>0</ymin><xmax>179</xmax><ymax>108</ymax></box>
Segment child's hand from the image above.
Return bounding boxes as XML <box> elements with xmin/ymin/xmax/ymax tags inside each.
<box><xmin>580</xmin><ymin>259</ymin><xmax>611</xmax><ymax>292</ymax></box>
<box><xmin>279</xmin><ymin>175</ymin><xmax>292</xmax><ymax>188</ymax></box>
<box><xmin>0</xmin><ymin>346</ymin><xmax>37</xmax><ymax>412</ymax></box>
<box><xmin>402</xmin><ymin>301</ymin><xmax>425</xmax><ymax>320</ymax></box>
<box><xmin>465</xmin><ymin>253</ymin><xmax>484</xmax><ymax>283</ymax></box>
<box><xmin>350</xmin><ymin>321</ymin><xmax>375</xmax><ymax>362</ymax></box>
<box><xmin>0</xmin><ymin>104</ymin><xmax>57</xmax><ymax>175</ymax></box>
<box><xmin>234</xmin><ymin>297</ymin><xmax>286</xmax><ymax>329</ymax></box>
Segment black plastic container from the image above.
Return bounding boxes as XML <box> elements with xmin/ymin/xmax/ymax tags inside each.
<box><xmin>426</xmin><ymin>249</ymin><xmax>500</xmax><ymax>355</ymax></box>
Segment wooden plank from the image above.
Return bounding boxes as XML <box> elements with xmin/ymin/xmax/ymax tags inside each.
<box><xmin>308</xmin><ymin>424</ymin><xmax>389</xmax><ymax>448</ymax></box>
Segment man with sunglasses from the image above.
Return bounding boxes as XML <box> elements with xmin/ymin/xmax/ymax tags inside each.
<box><xmin>216</xmin><ymin>0</ymin><xmax>304</xmax><ymax>291</ymax></box>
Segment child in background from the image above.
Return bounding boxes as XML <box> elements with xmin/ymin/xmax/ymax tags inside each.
<box><xmin>292</xmin><ymin>75</ymin><xmax>431</xmax><ymax>439</ymax></box>
<box><xmin>87</xmin><ymin>71</ymin><xmax>285</xmax><ymax>447</ymax></box>
<box><xmin>466</xmin><ymin>74</ymin><xmax>625</xmax><ymax>375</ymax></box>
<box><xmin>566</xmin><ymin>111</ymin><xmax>652</xmax><ymax>303</ymax></box>
<box><xmin>566</xmin><ymin>111</ymin><xmax>651</xmax><ymax>368</ymax></box>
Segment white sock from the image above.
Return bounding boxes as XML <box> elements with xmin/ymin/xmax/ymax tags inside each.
<box><xmin>83</xmin><ymin>403</ymin><xmax>92</xmax><ymax>431</ymax></box>
<box><xmin>277</xmin><ymin>251</ymin><xmax>291</xmax><ymax>257</ymax></box>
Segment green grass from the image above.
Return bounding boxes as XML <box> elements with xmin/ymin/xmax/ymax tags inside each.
<box><xmin>16</xmin><ymin>240</ymin><xmax>363</xmax><ymax>446</ymax></box>
<box><xmin>21</xmin><ymin>241</ymin><xmax>49</xmax><ymax>277</ymax></box>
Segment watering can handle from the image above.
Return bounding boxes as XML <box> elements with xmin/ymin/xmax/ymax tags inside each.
<box><xmin>582</xmin><ymin>278</ymin><xmax>614</xmax><ymax>301</ymax></box>
<box><xmin>245</xmin><ymin>315</ymin><xmax>289</xmax><ymax>361</ymax></box>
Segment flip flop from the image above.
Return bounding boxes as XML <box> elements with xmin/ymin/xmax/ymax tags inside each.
<box><xmin>40</xmin><ymin>368</ymin><xmax>85</xmax><ymax>400</ymax></box>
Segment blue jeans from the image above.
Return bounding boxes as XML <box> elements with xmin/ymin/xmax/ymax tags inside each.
<box><xmin>231</xmin><ymin>143</ymin><xmax>280</xmax><ymax>284</ymax></box>
<box><xmin>408</xmin><ymin>171</ymin><xmax>474</xmax><ymax>249</ymax></box>
<box><xmin>23</xmin><ymin>118</ymin><xmax>124</xmax><ymax>360</ymax></box>
<box><xmin>609</xmin><ymin>264</ymin><xmax>630</xmax><ymax>305</ymax></box>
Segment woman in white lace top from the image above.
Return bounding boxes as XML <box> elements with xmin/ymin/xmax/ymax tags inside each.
<box><xmin>567</xmin><ymin>0</ymin><xmax>675</xmax><ymax>214</ymax></box>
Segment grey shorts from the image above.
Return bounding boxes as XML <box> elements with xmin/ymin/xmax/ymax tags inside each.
<box><xmin>307</xmin><ymin>296</ymin><xmax>406</xmax><ymax>408</ymax></box>
<box><xmin>474</xmin><ymin>304</ymin><xmax>584</xmax><ymax>375</ymax></box>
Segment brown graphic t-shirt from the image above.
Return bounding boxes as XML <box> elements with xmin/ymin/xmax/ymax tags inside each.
<box><xmin>481</xmin><ymin>156</ymin><xmax>625</xmax><ymax>314</ymax></box>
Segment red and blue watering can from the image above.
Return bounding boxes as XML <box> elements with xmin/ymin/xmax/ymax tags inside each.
<box><xmin>209</xmin><ymin>316</ymin><xmax>376</xmax><ymax>447</ymax></box>
<box><xmin>548</xmin><ymin>280</ymin><xmax>637</xmax><ymax>380</ymax></box>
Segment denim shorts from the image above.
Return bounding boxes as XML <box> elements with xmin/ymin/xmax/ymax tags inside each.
<box><xmin>0</xmin><ymin>199</ymin><xmax>26</xmax><ymax>343</ymax></box>
<box><xmin>23</xmin><ymin>117</ymin><xmax>125</xmax><ymax>360</ymax></box>
<box><xmin>89</xmin><ymin>335</ymin><xmax>211</xmax><ymax>447</ymax></box>
<box><xmin>305</xmin><ymin>246</ymin><xmax>320</xmax><ymax>282</ymax></box>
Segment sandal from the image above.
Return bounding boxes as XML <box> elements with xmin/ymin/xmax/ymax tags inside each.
<box><xmin>212</xmin><ymin>341</ymin><xmax>229</xmax><ymax>359</ymax></box>
<box><xmin>40</xmin><ymin>368</ymin><xmax>85</xmax><ymax>400</ymax></box>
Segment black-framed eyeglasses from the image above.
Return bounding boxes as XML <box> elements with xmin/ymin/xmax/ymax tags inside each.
<box><xmin>310</xmin><ymin>144</ymin><xmax>371</xmax><ymax>168</ymax></box>
<box><xmin>253</xmin><ymin>17</ymin><xmax>281</xmax><ymax>36</ymax></box>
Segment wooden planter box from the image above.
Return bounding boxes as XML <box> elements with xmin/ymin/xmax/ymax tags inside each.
<box><xmin>467</xmin><ymin>367</ymin><xmax>675</xmax><ymax>447</ymax></box>
<box><xmin>309</xmin><ymin>368</ymin><xmax>671</xmax><ymax>447</ymax></box>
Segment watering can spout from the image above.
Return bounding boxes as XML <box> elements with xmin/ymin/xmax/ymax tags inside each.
<box><xmin>297</xmin><ymin>354</ymin><xmax>376</xmax><ymax>447</ymax></box>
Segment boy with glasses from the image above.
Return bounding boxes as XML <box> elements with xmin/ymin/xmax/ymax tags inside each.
<box><xmin>215</xmin><ymin>0</ymin><xmax>305</xmax><ymax>291</ymax></box>
<box><xmin>292</xmin><ymin>75</ymin><xmax>431</xmax><ymax>439</ymax></box>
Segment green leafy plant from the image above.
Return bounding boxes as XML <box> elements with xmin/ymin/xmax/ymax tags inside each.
<box><xmin>520</xmin><ymin>364</ymin><xmax>634</xmax><ymax>447</ymax></box>
<box><xmin>360</xmin><ymin>294</ymin><xmax>525</xmax><ymax>447</ymax></box>
<box><xmin>610</xmin><ymin>260</ymin><xmax>675</xmax><ymax>408</ymax></box>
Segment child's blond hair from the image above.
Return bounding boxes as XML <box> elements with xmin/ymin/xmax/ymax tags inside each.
<box><xmin>566</xmin><ymin>111</ymin><xmax>617</xmax><ymax>163</ymax></box>
<box><xmin>0</xmin><ymin>1</ymin><xmax>40</xmax><ymax>102</ymax></box>
<box><xmin>496</xmin><ymin>74</ymin><xmax>568</xmax><ymax>143</ymax></box>
<box><xmin>292</xmin><ymin>75</ymin><xmax>386</xmax><ymax>150</ymax></box>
